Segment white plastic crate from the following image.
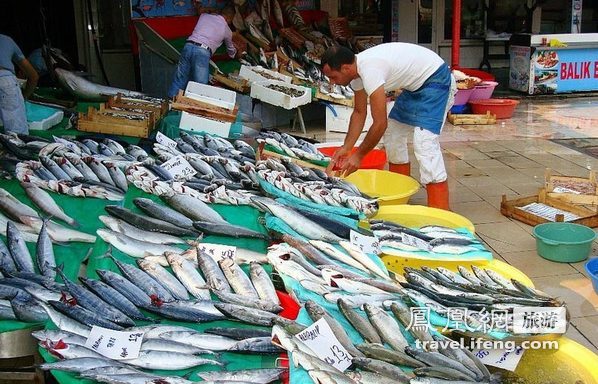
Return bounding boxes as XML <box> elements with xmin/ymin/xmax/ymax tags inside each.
<box><xmin>239</xmin><ymin>65</ymin><xmax>292</xmax><ymax>84</ymax></box>
<box><xmin>325</xmin><ymin>101</ymin><xmax>394</xmax><ymax>133</ymax></box>
<box><xmin>179</xmin><ymin>111</ymin><xmax>232</xmax><ymax>137</ymax></box>
<box><xmin>184</xmin><ymin>81</ymin><xmax>237</xmax><ymax>111</ymax></box>
<box><xmin>250</xmin><ymin>80</ymin><xmax>311</xmax><ymax>110</ymax></box>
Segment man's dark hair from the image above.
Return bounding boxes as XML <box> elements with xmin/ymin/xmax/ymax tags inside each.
<box><xmin>321</xmin><ymin>46</ymin><xmax>355</xmax><ymax>70</ymax></box>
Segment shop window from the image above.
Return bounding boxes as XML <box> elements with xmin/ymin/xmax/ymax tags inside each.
<box><xmin>444</xmin><ymin>0</ymin><xmax>485</xmax><ymax>40</ymax></box>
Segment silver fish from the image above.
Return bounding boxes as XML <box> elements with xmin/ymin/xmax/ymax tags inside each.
<box><xmin>55</xmin><ymin>68</ymin><xmax>145</xmax><ymax>101</ymax></box>
<box><xmin>22</xmin><ymin>182</ymin><xmax>78</xmax><ymax>227</ymax></box>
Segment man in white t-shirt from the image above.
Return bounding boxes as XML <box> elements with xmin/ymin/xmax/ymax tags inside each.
<box><xmin>321</xmin><ymin>43</ymin><xmax>456</xmax><ymax>210</ymax></box>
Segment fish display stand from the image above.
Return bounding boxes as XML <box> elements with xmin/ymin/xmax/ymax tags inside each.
<box><xmin>501</xmin><ymin>188</ymin><xmax>598</xmax><ymax>227</ymax></box>
<box><xmin>0</xmin><ymin>327</ymin><xmax>46</xmax><ymax>383</ymax></box>
<box><xmin>545</xmin><ymin>168</ymin><xmax>598</xmax><ymax>205</ymax></box>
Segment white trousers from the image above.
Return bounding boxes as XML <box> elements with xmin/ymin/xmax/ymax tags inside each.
<box><xmin>0</xmin><ymin>75</ymin><xmax>28</xmax><ymax>135</ymax></box>
<box><xmin>383</xmin><ymin>77</ymin><xmax>457</xmax><ymax>185</ymax></box>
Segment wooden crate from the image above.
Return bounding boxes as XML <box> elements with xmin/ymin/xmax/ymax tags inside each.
<box><xmin>78</xmin><ymin>106</ymin><xmax>153</xmax><ymax>138</ymax></box>
<box><xmin>545</xmin><ymin>168</ymin><xmax>598</xmax><ymax>205</ymax></box>
<box><xmin>172</xmin><ymin>90</ymin><xmax>238</xmax><ymax>122</ymax></box>
<box><xmin>212</xmin><ymin>72</ymin><xmax>250</xmax><ymax>93</ymax></box>
<box><xmin>99</xmin><ymin>103</ymin><xmax>156</xmax><ymax>127</ymax></box>
<box><xmin>108</xmin><ymin>94</ymin><xmax>168</xmax><ymax>119</ymax></box>
<box><xmin>500</xmin><ymin>188</ymin><xmax>598</xmax><ymax>227</ymax></box>
<box><xmin>448</xmin><ymin>111</ymin><xmax>497</xmax><ymax>125</ymax></box>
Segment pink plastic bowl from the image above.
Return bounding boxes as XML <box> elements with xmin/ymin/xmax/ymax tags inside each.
<box><xmin>454</xmin><ymin>88</ymin><xmax>475</xmax><ymax>106</ymax></box>
<box><xmin>470</xmin><ymin>81</ymin><xmax>499</xmax><ymax>101</ymax></box>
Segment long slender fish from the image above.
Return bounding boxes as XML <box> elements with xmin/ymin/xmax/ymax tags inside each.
<box><xmin>22</xmin><ymin>182</ymin><xmax>78</xmax><ymax>227</ymax></box>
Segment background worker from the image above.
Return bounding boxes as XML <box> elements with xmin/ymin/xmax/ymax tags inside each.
<box><xmin>321</xmin><ymin>43</ymin><xmax>456</xmax><ymax>210</ymax></box>
<box><xmin>167</xmin><ymin>4</ymin><xmax>238</xmax><ymax>98</ymax></box>
<box><xmin>0</xmin><ymin>33</ymin><xmax>39</xmax><ymax>135</ymax></box>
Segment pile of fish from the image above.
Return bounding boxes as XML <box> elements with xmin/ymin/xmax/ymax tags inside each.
<box><xmin>1</xmin><ymin>234</ymin><xmax>289</xmax><ymax>382</ymax></box>
<box><xmin>272</xmin><ymin>299</ymin><xmax>498</xmax><ymax>384</ymax></box>
<box><xmin>255</xmin><ymin>158</ymin><xmax>378</xmax><ymax>216</ymax></box>
<box><xmin>0</xmin><ymin>132</ymin><xmax>50</xmax><ymax>162</ymax></box>
<box><xmin>97</xmin><ymin>196</ymin><xmax>268</xmax><ymax>259</ymax></box>
<box><xmin>258</xmin><ymin>130</ymin><xmax>329</xmax><ymax>162</ymax></box>
<box><xmin>265</xmin><ymin>83</ymin><xmax>306</xmax><ymax>98</ymax></box>
<box><xmin>372</xmin><ymin>220</ymin><xmax>487</xmax><ymax>256</ymax></box>
<box><xmin>0</xmin><ymin>187</ymin><xmax>95</xmax><ymax>243</ymax></box>
<box><xmin>14</xmin><ymin>136</ymin><xmax>148</xmax><ymax>200</ymax></box>
<box><xmin>402</xmin><ymin>265</ymin><xmax>565</xmax><ymax>334</ymax></box>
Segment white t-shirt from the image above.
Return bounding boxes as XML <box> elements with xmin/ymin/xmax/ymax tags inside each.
<box><xmin>350</xmin><ymin>43</ymin><xmax>446</xmax><ymax>95</ymax></box>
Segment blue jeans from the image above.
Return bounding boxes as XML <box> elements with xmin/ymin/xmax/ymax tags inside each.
<box><xmin>0</xmin><ymin>74</ymin><xmax>28</xmax><ymax>135</ymax></box>
<box><xmin>168</xmin><ymin>43</ymin><xmax>211</xmax><ymax>98</ymax></box>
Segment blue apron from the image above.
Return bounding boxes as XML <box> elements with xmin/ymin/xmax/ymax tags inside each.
<box><xmin>388</xmin><ymin>63</ymin><xmax>451</xmax><ymax>135</ymax></box>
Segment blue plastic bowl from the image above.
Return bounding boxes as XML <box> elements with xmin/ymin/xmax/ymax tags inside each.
<box><xmin>584</xmin><ymin>257</ymin><xmax>598</xmax><ymax>294</ymax></box>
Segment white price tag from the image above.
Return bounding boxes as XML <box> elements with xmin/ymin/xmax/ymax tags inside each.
<box><xmin>85</xmin><ymin>326</ymin><xmax>144</xmax><ymax>360</ymax></box>
<box><xmin>198</xmin><ymin>242</ymin><xmax>237</xmax><ymax>261</ymax></box>
<box><xmin>350</xmin><ymin>230</ymin><xmax>380</xmax><ymax>255</ymax></box>
<box><xmin>295</xmin><ymin>318</ymin><xmax>352</xmax><ymax>372</ymax></box>
<box><xmin>472</xmin><ymin>346</ymin><xmax>524</xmax><ymax>372</ymax></box>
<box><xmin>161</xmin><ymin>155</ymin><xmax>197</xmax><ymax>180</ymax></box>
<box><xmin>401</xmin><ymin>233</ymin><xmax>432</xmax><ymax>251</ymax></box>
<box><xmin>156</xmin><ymin>131</ymin><xmax>178</xmax><ymax>150</ymax></box>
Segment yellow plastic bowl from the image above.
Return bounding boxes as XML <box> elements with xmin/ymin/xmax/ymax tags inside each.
<box><xmin>510</xmin><ymin>336</ymin><xmax>598</xmax><ymax>384</ymax></box>
<box><xmin>382</xmin><ymin>256</ymin><xmax>534</xmax><ymax>287</ymax></box>
<box><xmin>372</xmin><ymin>204</ymin><xmax>475</xmax><ymax>233</ymax></box>
<box><xmin>344</xmin><ymin>170</ymin><xmax>420</xmax><ymax>205</ymax></box>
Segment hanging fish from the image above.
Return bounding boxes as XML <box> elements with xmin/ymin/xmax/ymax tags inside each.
<box><xmin>272</xmin><ymin>0</ymin><xmax>284</xmax><ymax>27</ymax></box>
<box><xmin>233</xmin><ymin>6</ymin><xmax>246</xmax><ymax>31</ymax></box>
<box><xmin>248</xmin><ymin>23</ymin><xmax>271</xmax><ymax>46</ymax></box>
<box><xmin>259</xmin><ymin>0</ymin><xmax>269</xmax><ymax>21</ymax></box>
<box><xmin>259</xmin><ymin>48</ymin><xmax>269</xmax><ymax>68</ymax></box>
<box><xmin>262</xmin><ymin>20</ymin><xmax>274</xmax><ymax>42</ymax></box>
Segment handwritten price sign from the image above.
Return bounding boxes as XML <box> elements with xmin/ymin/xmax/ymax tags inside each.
<box><xmin>473</xmin><ymin>346</ymin><xmax>524</xmax><ymax>371</ymax></box>
<box><xmin>198</xmin><ymin>243</ymin><xmax>237</xmax><ymax>261</ymax></box>
<box><xmin>156</xmin><ymin>131</ymin><xmax>178</xmax><ymax>150</ymax></box>
<box><xmin>295</xmin><ymin>318</ymin><xmax>352</xmax><ymax>372</ymax></box>
<box><xmin>85</xmin><ymin>326</ymin><xmax>144</xmax><ymax>360</ymax></box>
<box><xmin>350</xmin><ymin>230</ymin><xmax>380</xmax><ymax>255</ymax></box>
<box><xmin>161</xmin><ymin>155</ymin><xmax>197</xmax><ymax>180</ymax></box>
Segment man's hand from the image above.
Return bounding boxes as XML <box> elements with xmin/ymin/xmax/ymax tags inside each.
<box><xmin>338</xmin><ymin>151</ymin><xmax>363</xmax><ymax>177</ymax></box>
<box><xmin>325</xmin><ymin>146</ymin><xmax>351</xmax><ymax>176</ymax></box>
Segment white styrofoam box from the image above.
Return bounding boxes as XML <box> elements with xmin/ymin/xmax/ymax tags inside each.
<box><xmin>25</xmin><ymin>101</ymin><xmax>64</xmax><ymax>131</ymax></box>
<box><xmin>239</xmin><ymin>65</ymin><xmax>292</xmax><ymax>84</ymax></box>
<box><xmin>179</xmin><ymin>111</ymin><xmax>232</xmax><ymax>137</ymax></box>
<box><xmin>184</xmin><ymin>81</ymin><xmax>237</xmax><ymax>111</ymax></box>
<box><xmin>250</xmin><ymin>80</ymin><xmax>311</xmax><ymax>110</ymax></box>
<box><xmin>325</xmin><ymin>100</ymin><xmax>394</xmax><ymax>133</ymax></box>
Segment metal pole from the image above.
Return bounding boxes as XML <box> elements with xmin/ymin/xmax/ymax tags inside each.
<box><xmin>451</xmin><ymin>0</ymin><xmax>461</xmax><ymax>68</ymax></box>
